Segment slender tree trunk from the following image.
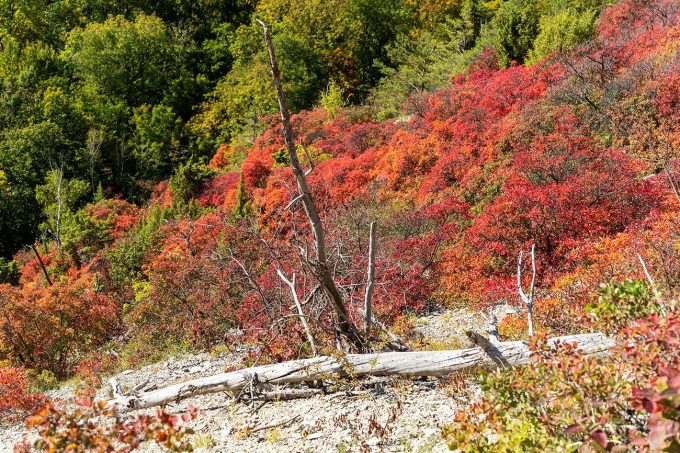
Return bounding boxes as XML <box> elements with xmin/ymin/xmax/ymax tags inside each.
<box><xmin>257</xmin><ymin>20</ymin><xmax>364</xmax><ymax>351</ymax></box>
<box><xmin>55</xmin><ymin>168</ymin><xmax>63</xmax><ymax>249</ymax></box>
<box><xmin>664</xmin><ymin>164</ymin><xmax>680</xmax><ymax>204</ymax></box>
<box><xmin>518</xmin><ymin>244</ymin><xmax>537</xmax><ymax>337</ymax></box>
<box><xmin>30</xmin><ymin>245</ymin><xmax>52</xmax><ymax>286</ymax></box>
<box><xmin>364</xmin><ymin>222</ymin><xmax>376</xmax><ymax>335</ymax></box>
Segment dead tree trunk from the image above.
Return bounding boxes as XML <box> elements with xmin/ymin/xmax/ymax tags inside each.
<box><xmin>107</xmin><ymin>332</ymin><xmax>613</xmax><ymax>412</ymax></box>
<box><xmin>663</xmin><ymin>164</ymin><xmax>680</xmax><ymax>204</ymax></box>
<box><xmin>364</xmin><ymin>222</ymin><xmax>376</xmax><ymax>335</ymax></box>
<box><xmin>518</xmin><ymin>244</ymin><xmax>537</xmax><ymax>337</ymax></box>
<box><xmin>30</xmin><ymin>245</ymin><xmax>52</xmax><ymax>286</ymax></box>
<box><xmin>257</xmin><ymin>20</ymin><xmax>364</xmax><ymax>351</ymax></box>
<box><xmin>54</xmin><ymin>167</ymin><xmax>64</xmax><ymax>249</ymax></box>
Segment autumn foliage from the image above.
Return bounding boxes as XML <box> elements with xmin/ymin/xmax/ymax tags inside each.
<box><xmin>15</xmin><ymin>399</ymin><xmax>198</xmax><ymax>452</ymax></box>
<box><xmin>444</xmin><ymin>307</ymin><xmax>680</xmax><ymax>451</ymax></box>
<box><xmin>0</xmin><ymin>0</ymin><xmax>676</xmax><ymax>428</ymax></box>
<box><xmin>0</xmin><ymin>367</ymin><xmax>46</xmax><ymax>422</ymax></box>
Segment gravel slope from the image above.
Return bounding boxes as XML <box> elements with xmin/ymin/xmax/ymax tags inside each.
<box><xmin>0</xmin><ymin>309</ymin><xmax>487</xmax><ymax>452</ymax></box>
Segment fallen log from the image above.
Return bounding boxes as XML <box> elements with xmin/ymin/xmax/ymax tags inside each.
<box><xmin>107</xmin><ymin>332</ymin><xmax>613</xmax><ymax>412</ymax></box>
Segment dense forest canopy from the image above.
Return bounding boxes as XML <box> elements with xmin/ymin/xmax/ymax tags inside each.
<box><xmin>0</xmin><ymin>0</ymin><xmax>610</xmax><ymax>258</ymax></box>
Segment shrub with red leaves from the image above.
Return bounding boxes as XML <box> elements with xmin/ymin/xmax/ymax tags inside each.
<box><xmin>0</xmin><ymin>367</ymin><xmax>46</xmax><ymax>423</ymax></box>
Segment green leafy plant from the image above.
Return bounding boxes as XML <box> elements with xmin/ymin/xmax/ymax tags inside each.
<box><xmin>444</xmin><ymin>309</ymin><xmax>680</xmax><ymax>452</ymax></box>
<box><xmin>587</xmin><ymin>279</ymin><xmax>656</xmax><ymax>333</ymax></box>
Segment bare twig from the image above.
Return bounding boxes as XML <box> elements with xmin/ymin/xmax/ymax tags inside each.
<box><xmin>246</xmin><ymin>388</ymin><xmax>323</xmax><ymax>402</ymax></box>
<box><xmin>637</xmin><ymin>254</ymin><xmax>667</xmax><ymax>316</ymax></box>
<box><xmin>284</xmin><ymin>193</ymin><xmax>306</xmax><ymax>211</ymax></box>
<box><xmin>250</xmin><ymin>415</ymin><xmax>302</xmax><ymax>433</ymax></box>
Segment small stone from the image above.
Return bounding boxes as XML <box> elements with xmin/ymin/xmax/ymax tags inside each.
<box><xmin>306</xmin><ymin>432</ymin><xmax>323</xmax><ymax>440</ymax></box>
<box><xmin>189</xmin><ymin>366</ymin><xmax>203</xmax><ymax>374</ymax></box>
<box><xmin>366</xmin><ymin>437</ymin><xmax>381</xmax><ymax>446</ymax></box>
<box><xmin>121</xmin><ymin>370</ymin><xmax>133</xmax><ymax>375</ymax></box>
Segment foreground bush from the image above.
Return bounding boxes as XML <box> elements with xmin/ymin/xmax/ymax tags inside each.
<box><xmin>444</xmin><ymin>309</ymin><xmax>679</xmax><ymax>451</ymax></box>
<box><xmin>15</xmin><ymin>399</ymin><xmax>198</xmax><ymax>452</ymax></box>
<box><xmin>0</xmin><ymin>367</ymin><xmax>46</xmax><ymax>423</ymax></box>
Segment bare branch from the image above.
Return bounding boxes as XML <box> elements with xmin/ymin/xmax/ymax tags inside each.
<box><xmin>529</xmin><ymin>243</ymin><xmax>536</xmax><ymax>302</ymax></box>
<box><xmin>29</xmin><ymin>245</ymin><xmax>52</xmax><ymax>286</ymax></box>
<box><xmin>301</xmin><ymin>141</ymin><xmax>315</xmax><ymax>176</ymax></box>
<box><xmin>637</xmin><ymin>253</ymin><xmax>667</xmax><ymax>316</ymax></box>
<box><xmin>109</xmin><ymin>378</ymin><xmax>124</xmax><ymax>399</ymax></box>
<box><xmin>663</xmin><ymin>164</ymin><xmax>680</xmax><ymax>204</ymax></box>
<box><xmin>284</xmin><ymin>193</ymin><xmax>305</xmax><ymax>211</ymax></box>
<box><xmin>276</xmin><ymin>269</ymin><xmax>318</xmax><ymax>356</ymax></box>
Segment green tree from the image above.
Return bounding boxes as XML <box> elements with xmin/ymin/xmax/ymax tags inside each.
<box><xmin>320</xmin><ymin>80</ymin><xmax>347</xmax><ymax>118</ymax></box>
<box><xmin>35</xmin><ymin>170</ymin><xmax>89</xmax><ymax>248</ymax></box>
<box><xmin>494</xmin><ymin>0</ymin><xmax>540</xmax><ymax>66</ymax></box>
<box><xmin>63</xmin><ymin>14</ymin><xmax>193</xmax><ymax>110</ymax></box>
<box><xmin>132</xmin><ymin>104</ymin><xmax>184</xmax><ymax>180</ymax></box>
<box><xmin>169</xmin><ymin>157</ymin><xmax>214</xmax><ymax>206</ymax></box>
<box><xmin>342</xmin><ymin>0</ymin><xmax>413</xmax><ymax>99</ymax></box>
<box><xmin>0</xmin><ymin>257</ymin><xmax>19</xmax><ymax>284</ymax></box>
<box><xmin>0</xmin><ymin>168</ymin><xmax>38</xmax><ymax>257</ymax></box>
<box><xmin>527</xmin><ymin>7</ymin><xmax>598</xmax><ymax>65</ymax></box>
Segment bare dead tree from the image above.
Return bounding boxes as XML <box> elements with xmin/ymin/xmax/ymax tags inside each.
<box><xmin>518</xmin><ymin>244</ymin><xmax>537</xmax><ymax>337</ymax></box>
<box><xmin>257</xmin><ymin>20</ymin><xmax>365</xmax><ymax>351</ymax></box>
<box><xmin>364</xmin><ymin>222</ymin><xmax>376</xmax><ymax>335</ymax></box>
<box><xmin>107</xmin><ymin>332</ymin><xmax>613</xmax><ymax>412</ymax></box>
<box><xmin>85</xmin><ymin>129</ymin><xmax>104</xmax><ymax>193</ymax></box>
<box><xmin>276</xmin><ymin>269</ymin><xmax>318</xmax><ymax>355</ymax></box>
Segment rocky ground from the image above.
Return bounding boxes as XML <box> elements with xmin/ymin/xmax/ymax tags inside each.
<box><xmin>0</xmin><ymin>308</ymin><xmax>492</xmax><ymax>452</ymax></box>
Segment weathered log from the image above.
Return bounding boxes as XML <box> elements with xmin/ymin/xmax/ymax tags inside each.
<box><xmin>107</xmin><ymin>332</ymin><xmax>613</xmax><ymax>412</ymax></box>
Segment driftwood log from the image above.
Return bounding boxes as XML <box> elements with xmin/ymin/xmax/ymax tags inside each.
<box><xmin>107</xmin><ymin>333</ymin><xmax>613</xmax><ymax>412</ymax></box>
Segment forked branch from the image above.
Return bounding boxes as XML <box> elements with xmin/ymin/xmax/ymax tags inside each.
<box><xmin>518</xmin><ymin>244</ymin><xmax>537</xmax><ymax>337</ymax></box>
<box><xmin>276</xmin><ymin>269</ymin><xmax>318</xmax><ymax>355</ymax></box>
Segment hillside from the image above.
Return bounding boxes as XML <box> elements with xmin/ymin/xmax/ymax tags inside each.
<box><xmin>0</xmin><ymin>0</ymin><xmax>679</xmax><ymax>451</ymax></box>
